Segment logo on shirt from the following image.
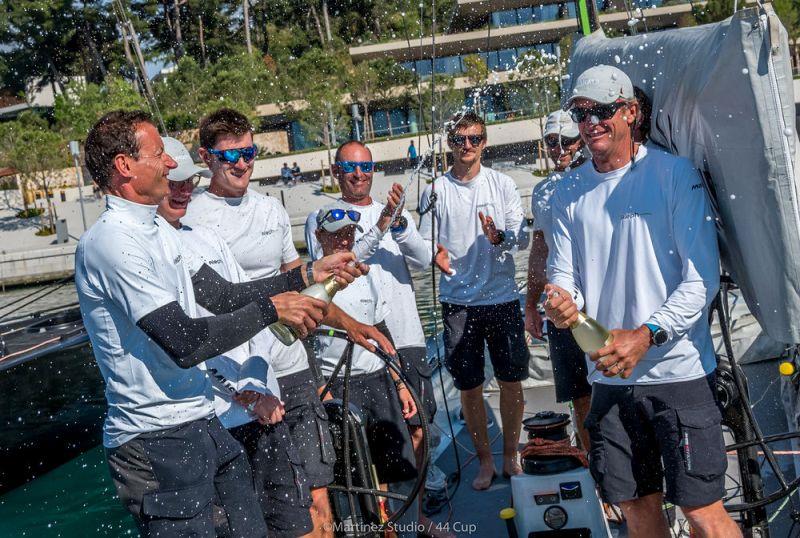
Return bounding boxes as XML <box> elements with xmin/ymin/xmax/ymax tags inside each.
<box><xmin>691</xmin><ymin>183</ymin><xmax>703</xmax><ymax>190</ymax></box>
<box><xmin>208</xmin><ymin>259</ymin><xmax>222</xmax><ymax>265</ymax></box>
<box><xmin>173</xmin><ymin>254</ymin><xmax>182</xmax><ymax>264</ymax></box>
<box><xmin>620</xmin><ymin>211</ymin><xmax>652</xmax><ymax>220</ymax></box>
<box><xmin>261</xmin><ymin>230</ymin><xmax>276</xmax><ymax>236</ymax></box>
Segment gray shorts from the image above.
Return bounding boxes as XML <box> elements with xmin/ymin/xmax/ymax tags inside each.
<box><xmin>105</xmin><ymin>416</ymin><xmax>266</xmax><ymax>538</ymax></box>
<box><xmin>398</xmin><ymin>346</ymin><xmax>437</xmax><ymax>426</ymax></box>
<box><xmin>585</xmin><ymin>374</ymin><xmax>727</xmax><ymax>507</ymax></box>
<box><xmin>278</xmin><ymin>369</ymin><xmax>336</xmax><ymax>489</ymax></box>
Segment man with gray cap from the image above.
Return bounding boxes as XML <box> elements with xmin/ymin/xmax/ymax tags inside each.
<box><xmin>543</xmin><ymin>66</ymin><xmax>738</xmax><ymax>536</ymax></box>
<box><xmin>525</xmin><ymin>110</ymin><xmax>591</xmax><ymax>450</ymax></box>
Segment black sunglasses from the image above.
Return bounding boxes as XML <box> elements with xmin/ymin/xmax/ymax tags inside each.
<box><xmin>545</xmin><ymin>136</ymin><xmax>581</xmax><ymax>149</ymax></box>
<box><xmin>449</xmin><ymin>134</ymin><xmax>484</xmax><ymax>147</ymax></box>
<box><xmin>569</xmin><ymin>102</ymin><xmax>627</xmax><ymax>124</ymax></box>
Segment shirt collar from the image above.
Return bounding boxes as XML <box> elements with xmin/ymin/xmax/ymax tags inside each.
<box><xmin>203</xmin><ymin>189</ymin><xmax>248</xmax><ymax>207</ymax></box>
<box><xmin>105</xmin><ymin>194</ymin><xmax>159</xmax><ymax>227</ymax></box>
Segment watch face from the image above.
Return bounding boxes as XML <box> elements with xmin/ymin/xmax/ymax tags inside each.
<box><xmin>653</xmin><ymin>329</ymin><xmax>669</xmax><ymax>346</ymax></box>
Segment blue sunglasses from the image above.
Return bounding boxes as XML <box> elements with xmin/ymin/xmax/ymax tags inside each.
<box><xmin>336</xmin><ymin>160</ymin><xmax>375</xmax><ymax>173</ymax></box>
<box><xmin>206</xmin><ymin>145</ymin><xmax>258</xmax><ymax>164</ymax></box>
<box><xmin>320</xmin><ymin>208</ymin><xmax>361</xmax><ymax>225</ymax></box>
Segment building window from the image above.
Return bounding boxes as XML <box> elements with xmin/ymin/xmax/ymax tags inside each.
<box><xmin>490</xmin><ymin>9</ymin><xmax>518</xmax><ymax>28</ymax></box>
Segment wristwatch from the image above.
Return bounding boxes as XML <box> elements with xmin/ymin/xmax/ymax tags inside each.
<box><xmin>306</xmin><ymin>262</ymin><xmax>315</xmax><ymax>285</ymax></box>
<box><xmin>491</xmin><ymin>230</ymin><xmax>506</xmax><ymax>246</ymax></box>
<box><xmin>644</xmin><ymin>323</ymin><xmax>669</xmax><ymax>346</ymax></box>
<box><xmin>390</xmin><ymin>216</ymin><xmax>408</xmax><ymax>233</ymax></box>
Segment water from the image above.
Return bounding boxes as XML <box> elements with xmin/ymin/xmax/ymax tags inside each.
<box><xmin>0</xmin><ymin>248</ymin><xmax>531</xmax><ymax>536</ymax></box>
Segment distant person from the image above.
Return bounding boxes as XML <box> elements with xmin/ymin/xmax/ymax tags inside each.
<box><xmin>184</xmin><ymin>108</ymin><xmax>388</xmax><ymax>536</ymax></box>
<box><xmin>407</xmin><ymin>140</ymin><xmax>418</xmax><ymax>168</ymax></box>
<box><xmin>291</xmin><ymin>162</ymin><xmax>302</xmax><ymax>184</ymax></box>
<box><xmin>545</xmin><ymin>65</ymin><xmax>739</xmax><ymax>537</ymax></box>
<box><xmin>525</xmin><ymin>109</ymin><xmax>591</xmax><ymax>450</ymax></box>
<box><xmin>158</xmin><ymin>136</ymin><xmax>312</xmax><ymax>536</ymax></box>
<box><xmin>280</xmin><ymin>162</ymin><xmax>292</xmax><ymax>186</ymax></box>
<box><xmin>76</xmin><ymin>110</ymin><xmax>358</xmax><ymax>537</ymax></box>
<box><xmin>633</xmin><ymin>86</ymin><xmax>653</xmax><ymax>144</ymax></box>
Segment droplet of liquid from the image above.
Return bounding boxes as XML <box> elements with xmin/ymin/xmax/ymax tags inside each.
<box><xmin>614</xmin><ymin>55</ymin><xmax>621</xmax><ymax>64</ymax></box>
<box><xmin>742</xmin><ymin>68</ymin><xmax>749</xmax><ymax>74</ymax></box>
<box><xmin>730</xmin><ymin>194</ymin><xmax>736</xmax><ymax>200</ymax></box>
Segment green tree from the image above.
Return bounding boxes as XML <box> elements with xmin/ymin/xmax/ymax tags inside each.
<box><xmin>53</xmin><ymin>78</ymin><xmax>146</xmax><ymax>142</ymax></box>
<box><xmin>348</xmin><ymin>59</ymin><xmax>414</xmax><ymax>139</ymax></box>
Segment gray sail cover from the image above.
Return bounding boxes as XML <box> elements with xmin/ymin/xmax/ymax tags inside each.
<box><xmin>567</xmin><ymin>5</ymin><xmax>800</xmax><ymax>343</ymax></box>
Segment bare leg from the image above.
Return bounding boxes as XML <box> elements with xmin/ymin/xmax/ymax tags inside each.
<box><xmin>572</xmin><ymin>394</ymin><xmax>592</xmax><ymax>451</ymax></box>
<box><xmin>310</xmin><ymin>486</ymin><xmax>333</xmax><ymax>538</ymax></box>
<box><xmin>409</xmin><ymin>426</ymin><xmax>455</xmax><ymax>538</ymax></box>
<box><xmin>618</xmin><ymin>492</ymin><xmax>671</xmax><ymax>538</ymax></box>
<box><xmin>497</xmin><ymin>380</ymin><xmax>524</xmax><ymax>477</ymax></box>
<box><xmin>460</xmin><ymin>385</ymin><xmax>497</xmax><ymax>490</ymax></box>
<box><xmin>682</xmin><ymin>500</ymin><xmax>742</xmax><ymax>538</ymax></box>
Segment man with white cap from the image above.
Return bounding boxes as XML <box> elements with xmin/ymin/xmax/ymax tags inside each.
<box><xmin>525</xmin><ymin>110</ymin><xmax>591</xmax><ymax>450</ymax></box>
<box><xmin>543</xmin><ymin>65</ymin><xmax>739</xmax><ymax>536</ymax></box>
<box><xmin>158</xmin><ymin>136</ymin><xmax>316</xmax><ymax>537</ymax></box>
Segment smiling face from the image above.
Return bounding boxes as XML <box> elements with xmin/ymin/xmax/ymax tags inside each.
<box><xmin>157</xmin><ymin>178</ymin><xmax>195</xmax><ymax>227</ymax></box>
<box><xmin>114</xmin><ymin>122</ymin><xmax>178</xmax><ymax>205</ymax></box>
<box><xmin>200</xmin><ymin>132</ymin><xmax>255</xmax><ymax>197</ymax></box>
<box><xmin>545</xmin><ymin>135</ymin><xmax>583</xmax><ymax>172</ymax></box>
<box><xmin>335</xmin><ymin>143</ymin><xmax>373</xmax><ymax>205</ymax></box>
<box><xmin>572</xmin><ymin>98</ymin><xmax>637</xmax><ymax>166</ymax></box>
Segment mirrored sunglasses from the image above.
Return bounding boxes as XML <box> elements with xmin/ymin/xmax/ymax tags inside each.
<box><xmin>206</xmin><ymin>145</ymin><xmax>258</xmax><ymax>164</ymax></box>
<box><xmin>336</xmin><ymin>161</ymin><xmax>375</xmax><ymax>173</ymax></box>
<box><xmin>321</xmin><ymin>208</ymin><xmax>361</xmax><ymax>225</ymax></box>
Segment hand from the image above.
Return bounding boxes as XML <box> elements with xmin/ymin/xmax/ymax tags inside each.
<box><xmin>434</xmin><ymin>244</ymin><xmax>453</xmax><ymax>275</ymax></box>
<box><xmin>478</xmin><ymin>211</ymin><xmax>502</xmax><ymax>245</ymax></box>
<box><xmin>234</xmin><ymin>391</ymin><xmax>286</xmax><ymax>425</ymax></box>
<box><xmin>396</xmin><ymin>384</ymin><xmax>417</xmax><ymax>419</ymax></box>
<box><xmin>525</xmin><ymin>303</ymin><xmax>544</xmax><ymax>340</ymax></box>
<box><xmin>591</xmin><ymin>327</ymin><xmax>651</xmax><ymax>379</ymax></box>
<box><xmin>343</xmin><ymin>319</ymin><xmax>396</xmax><ymax>355</ymax></box>
<box><xmin>312</xmin><ymin>252</ymin><xmax>369</xmax><ymax>289</ymax></box>
<box><xmin>543</xmin><ymin>283</ymin><xmax>579</xmax><ymax>329</ymax></box>
<box><xmin>378</xmin><ymin>183</ymin><xmax>405</xmax><ymax>232</ymax></box>
<box><xmin>271</xmin><ymin>291</ymin><xmax>327</xmax><ymax>338</ymax></box>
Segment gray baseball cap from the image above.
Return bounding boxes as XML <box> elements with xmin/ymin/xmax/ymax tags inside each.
<box><xmin>316</xmin><ymin>201</ymin><xmax>364</xmax><ymax>233</ymax></box>
<box><xmin>567</xmin><ymin>65</ymin><xmax>634</xmax><ymax>106</ymax></box>
<box><xmin>162</xmin><ymin>136</ymin><xmax>212</xmax><ymax>182</ymax></box>
<box><xmin>544</xmin><ymin>110</ymin><xmax>580</xmax><ymax>139</ymax></box>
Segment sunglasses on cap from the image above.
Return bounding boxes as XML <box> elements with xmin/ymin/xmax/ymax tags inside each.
<box><xmin>336</xmin><ymin>161</ymin><xmax>375</xmax><ymax>173</ymax></box>
<box><xmin>320</xmin><ymin>208</ymin><xmax>362</xmax><ymax>225</ymax></box>
<box><xmin>545</xmin><ymin>135</ymin><xmax>581</xmax><ymax>149</ymax></box>
<box><xmin>569</xmin><ymin>101</ymin><xmax>627</xmax><ymax>124</ymax></box>
<box><xmin>448</xmin><ymin>134</ymin><xmax>484</xmax><ymax>147</ymax></box>
<box><xmin>169</xmin><ymin>175</ymin><xmax>202</xmax><ymax>189</ymax></box>
<box><xmin>205</xmin><ymin>145</ymin><xmax>258</xmax><ymax>164</ymax></box>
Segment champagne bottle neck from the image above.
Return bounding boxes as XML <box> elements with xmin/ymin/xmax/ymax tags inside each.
<box><xmin>570</xmin><ymin>311</ymin><xmax>587</xmax><ymax>329</ymax></box>
<box><xmin>322</xmin><ymin>275</ymin><xmax>341</xmax><ymax>297</ymax></box>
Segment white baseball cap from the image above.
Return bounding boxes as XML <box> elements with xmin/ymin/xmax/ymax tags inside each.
<box><xmin>567</xmin><ymin>65</ymin><xmax>634</xmax><ymax>106</ymax></box>
<box><xmin>544</xmin><ymin>110</ymin><xmax>580</xmax><ymax>139</ymax></box>
<box><xmin>162</xmin><ymin>136</ymin><xmax>212</xmax><ymax>182</ymax></box>
<box><xmin>316</xmin><ymin>201</ymin><xmax>364</xmax><ymax>233</ymax></box>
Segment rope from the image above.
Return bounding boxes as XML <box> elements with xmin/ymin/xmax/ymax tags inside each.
<box><xmin>520</xmin><ymin>437</ymin><xmax>590</xmax><ymax>468</ymax></box>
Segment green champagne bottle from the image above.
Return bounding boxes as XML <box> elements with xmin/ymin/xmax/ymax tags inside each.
<box><xmin>570</xmin><ymin>312</ymin><xmax>614</xmax><ymax>353</ymax></box>
<box><xmin>269</xmin><ymin>275</ymin><xmax>341</xmax><ymax>346</ymax></box>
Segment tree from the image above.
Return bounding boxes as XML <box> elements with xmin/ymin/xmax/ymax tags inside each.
<box><xmin>348</xmin><ymin>59</ymin><xmax>414</xmax><ymax>140</ymax></box>
<box><xmin>53</xmin><ymin>78</ymin><xmax>146</xmax><ymax>142</ymax></box>
<box><xmin>0</xmin><ymin>116</ymin><xmax>70</xmax><ymax>233</ymax></box>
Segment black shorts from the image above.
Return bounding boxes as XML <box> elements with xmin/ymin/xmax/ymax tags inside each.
<box><xmin>398</xmin><ymin>346</ymin><xmax>437</xmax><ymax>426</ymax></box>
<box><xmin>328</xmin><ymin>369</ymin><xmax>418</xmax><ymax>484</ymax></box>
<box><xmin>442</xmin><ymin>300</ymin><xmax>530</xmax><ymax>390</ymax></box>
<box><xmin>229</xmin><ymin>421</ymin><xmax>313</xmax><ymax>537</ymax></box>
<box><xmin>105</xmin><ymin>416</ymin><xmax>266</xmax><ymax>538</ymax></box>
<box><xmin>278</xmin><ymin>369</ymin><xmax>336</xmax><ymax>489</ymax></box>
<box><xmin>585</xmin><ymin>374</ymin><xmax>727</xmax><ymax>507</ymax></box>
<box><xmin>548</xmin><ymin>324</ymin><xmax>592</xmax><ymax>403</ymax></box>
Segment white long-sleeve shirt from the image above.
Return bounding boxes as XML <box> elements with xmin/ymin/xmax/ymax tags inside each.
<box><xmin>410</xmin><ymin>166</ymin><xmax>529</xmax><ymax>306</ymax></box>
<box><xmin>547</xmin><ymin>145</ymin><xmax>720</xmax><ymax>385</ymax></box>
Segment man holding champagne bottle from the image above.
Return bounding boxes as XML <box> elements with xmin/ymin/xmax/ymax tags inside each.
<box><xmin>543</xmin><ymin>66</ymin><xmax>739</xmax><ymax>537</ymax></box>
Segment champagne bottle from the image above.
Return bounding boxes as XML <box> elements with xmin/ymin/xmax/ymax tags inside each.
<box><xmin>269</xmin><ymin>275</ymin><xmax>341</xmax><ymax>346</ymax></box>
<box><xmin>570</xmin><ymin>312</ymin><xmax>613</xmax><ymax>353</ymax></box>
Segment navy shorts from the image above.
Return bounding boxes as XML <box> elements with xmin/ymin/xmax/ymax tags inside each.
<box><xmin>585</xmin><ymin>374</ymin><xmax>727</xmax><ymax>507</ymax></box>
<box><xmin>442</xmin><ymin>300</ymin><xmax>530</xmax><ymax>390</ymax></box>
<box><xmin>398</xmin><ymin>346</ymin><xmax>437</xmax><ymax>426</ymax></box>
<box><xmin>328</xmin><ymin>369</ymin><xmax>418</xmax><ymax>484</ymax></box>
<box><xmin>105</xmin><ymin>416</ymin><xmax>266</xmax><ymax>538</ymax></box>
<box><xmin>278</xmin><ymin>369</ymin><xmax>336</xmax><ymax>489</ymax></box>
<box><xmin>229</xmin><ymin>421</ymin><xmax>313</xmax><ymax>537</ymax></box>
<box><xmin>548</xmin><ymin>324</ymin><xmax>592</xmax><ymax>403</ymax></box>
